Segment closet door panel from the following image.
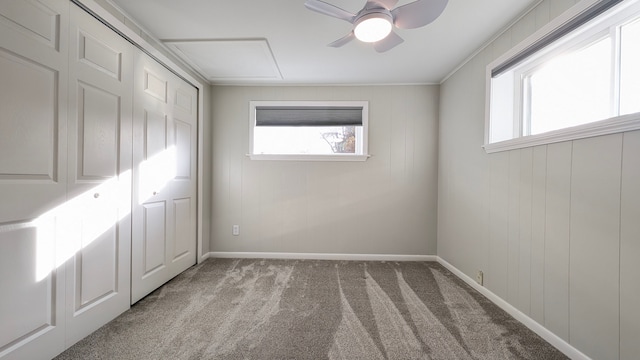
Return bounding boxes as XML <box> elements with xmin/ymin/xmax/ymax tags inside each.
<box><xmin>0</xmin><ymin>0</ymin><xmax>69</xmax><ymax>222</ymax></box>
<box><xmin>0</xmin><ymin>1</ymin><xmax>69</xmax><ymax>359</ymax></box>
<box><xmin>144</xmin><ymin>110</ymin><xmax>167</xmax><ymax>157</ymax></box>
<box><xmin>76</xmin><ymin>83</ymin><xmax>120</xmax><ymax>179</ymax></box>
<box><xmin>174</xmin><ymin>119</ymin><xmax>192</xmax><ymax>180</ymax></box>
<box><xmin>138</xmin><ymin>110</ymin><xmax>168</xmax><ymax>200</ymax></box>
<box><xmin>143</xmin><ymin>70</ymin><xmax>167</xmax><ymax>102</ymax></box>
<box><xmin>0</xmin><ymin>0</ymin><xmax>60</xmax><ymax>50</ymax></box>
<box><xmin>0</xmin><ymin>225</ymin><xmax>56</xmax><ymax>359</ymax></box>
<box><xmin>0</xmin><ymin>52</ymin><xmax>58</xmax><ymax>182</ymax></box>
<box><xmin>132</xmin><ymin>60</ymin><xmax>172</xmax><ymax>302</ymax></box>
<box><xmin>167</xmin><ymin>74</ymin><xmax>197</xmax><ymax>279</ymax></box>
<box><xmin>142</xmin><ymin>201</ymin><xmax>167</xmax><ymax>275</ymax></box>
<box><xmin>64</xmin><ymin>4</ymin><xmax>132</xmax><ymax>347</ymax></box>
<box><xmin>132</xmin><ymin>53</ymin><xmax>197</xmax><ymax>303</ymax></box>
<box><xmin>173</xmin><ymin>197</ymin><xmax>192</xmax><ymax>261</ymax></box>
<box><xmin>78</xmin><ymin>31</ymin><xmax>121</xmax><ymax>79</ymax></box>
<box><xmin>76</xmin><ymin>227</ymin><xmax>117</xmax><ymax>307</ymax></box>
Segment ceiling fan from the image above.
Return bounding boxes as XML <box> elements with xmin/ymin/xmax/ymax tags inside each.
<box><xmin>305</xmin><ymin>0</ymin><xmax>448</xmax><ymax>52</ymax></box>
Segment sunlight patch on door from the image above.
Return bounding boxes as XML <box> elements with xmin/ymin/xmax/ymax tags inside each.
<box><xmin>34</xmin><ymin>146</ymin><xmax>177</xmax><ymax>282</ymax></box>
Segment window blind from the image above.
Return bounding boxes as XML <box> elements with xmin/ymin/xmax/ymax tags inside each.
<box><xmin>255</xmin><ymin>106</ymin><xmax>363</xmax><ymax>127</ymax></box>
<box><xmin>491</xmin><ymin>0</ymin><xmax>623</xmax><ymax>77</ymax></box>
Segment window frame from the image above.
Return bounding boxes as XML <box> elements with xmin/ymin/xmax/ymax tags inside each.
<box><xmin>517</xmin><ymin>28</ymin><xmax>613</xmax><ymax>136</ymax></box>
<box><xmin>484</xmin><ymin>0</ymin><xmax>640</xmax><ymax>153</ymax></box>
<box><xmin>248</xmin><ymin>100</ymin><xmax>370</xmax><ymax>161</ymax></box>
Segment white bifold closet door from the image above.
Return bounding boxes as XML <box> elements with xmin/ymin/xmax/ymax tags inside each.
<box><xmin>130</xmin><ymin>51</ymin><xmax>197</xmax><ymax>304</ymax></box>
<box><xmin>0</xmin><ymin>1</ymin><xmax>134</xmax><ymax>359</ymax></box>
<box><xmin>64</xmin><ymin>4</ymin><xmax>133</xmax><ymax>345</ymax></box>
<box><xmin>0</xmin><ymin>0</ymin><xmax>197</xmax><ymax>357</ymax></box>
<box><xmin>0</xmin><ymin>1</ymin><xmax>70</xmax><ymax>359</ymax></box>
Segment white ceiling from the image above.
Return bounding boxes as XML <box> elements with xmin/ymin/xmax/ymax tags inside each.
<box><xmin>109</xmin><ymin>0</ymin><xmax>538</xmax><ymax>85</ymax></box>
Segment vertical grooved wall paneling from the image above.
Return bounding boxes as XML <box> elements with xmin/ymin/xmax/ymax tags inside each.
<box><xmin>438</xmin><ymin>1</ymin><xmax>637</xmax><ymax>359</ymax></box>
<box><xmin>620</xmin><ymin>130</ymin><xmax>640</xmax><ymax>359</ymax></box>
<box><xmin>569</xmin><ymin>134</ymin><xmax>622</xmax><ymax>359</ymax></box>
<box><xmin>544</xmin><ymin>142</ymin><xmax>572</xmax><ymax>341</ymax></box>
<box><xmin>212</xmin><ymin>86</ymin><xmax>439</xmax><ymax>256</ymax></box>
<box><xmin>488</xmin><ymin>152</ymin><xmax>509</xmax><ymax>299</ymax></box>
<box><xmin>530</xmin><ymin>145</ymin><xmax>547</xmax><ymax>324</ymax></box>
<box><xmin>517</xmin><ymin>148</ymin><xmax>533</xmax><ymax>314</ymax></box>
<box><xmin>507</xmin><ymin>150</ymin><xmax>521</xmax><ymax>304</ymax></box>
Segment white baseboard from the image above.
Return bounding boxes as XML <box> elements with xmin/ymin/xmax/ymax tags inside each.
<box><xmin>436</xmin><ymin>257</ymin><xmax>590</xmax><ymax>360</ymax></box>
<box><xmin>206</xmin><ymin>251</ymin><xmax>436</xmax><ymax>262</ymax></box>
<box><xmin>199</xmin><ymin>252</ymin><xmax>211</xmax><ymax>262</ymax></box>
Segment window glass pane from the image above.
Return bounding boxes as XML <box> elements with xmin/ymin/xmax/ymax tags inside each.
<box><xmin>489</xmin><ymin>72</ymin><xmax>516</xmax><ymax>143</ymax></box>
<box><xmin>620</xmin><ymin>17</ymin><xmax>640</xmax><ymax>115</ymax></box>
<box><xmin>253</xmin><ymin>126</ymin><xmax>359</xmax><ymax>155</ymax></box>
<box><xmin>528</xmin><ymin>36</ymin><xmax>612</xmax><ymax>135</ymax></box>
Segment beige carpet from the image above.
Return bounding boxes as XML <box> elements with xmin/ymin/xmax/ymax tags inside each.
<box><xmin>56</xmin><ymin>259</ymin><xmax>567</xmax><ymax>359</ymax></box>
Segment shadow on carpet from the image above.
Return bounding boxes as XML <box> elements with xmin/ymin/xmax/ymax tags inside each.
<box><xmin>56</xmin><ymin>259</ymin><xmax>568</xmax><ymax>359</ymax></box>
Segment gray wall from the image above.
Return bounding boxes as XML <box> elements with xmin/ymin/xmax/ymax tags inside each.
<box><xmin>437</xmin><ymin>0</ymin><xmax>640</xmax><ymax>359</ymax></box>
<box><xmin>211</xmin><ymin>85</ymin><xmax>439</xmax><ymax>255</ymax></box>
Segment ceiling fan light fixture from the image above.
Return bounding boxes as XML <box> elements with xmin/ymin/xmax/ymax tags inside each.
<box><xmin>354</xmin><ymin>13</ymin><xmax>392</xmax><ymax>43</ymax></box>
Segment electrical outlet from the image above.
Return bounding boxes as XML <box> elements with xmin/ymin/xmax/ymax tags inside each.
<box><xmin>476</xmin><ymin>270</ymin><xmax>484</xmax><ymax>286</ymax></box>
<box><xmin>232</xmin><ymin>225</ymin><xmax>240</xmax><ymax>236</ymax></box>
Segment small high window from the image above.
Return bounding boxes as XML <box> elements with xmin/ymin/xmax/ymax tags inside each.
<box><xmin>249</xmin><ymin>101</ymin><xmax>369</xmax><ymax>161</ymax></box>
<box><xmin>485</xmin><ymin>0</ymin><xmax>640</xmax><ymax>152</ymax></box>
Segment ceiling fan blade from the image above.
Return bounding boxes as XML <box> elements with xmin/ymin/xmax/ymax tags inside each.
<box><xmin>365</xmin><ymin>0</ymin><xmax>399</xmax><ymax>10</ymax></box>
<box><xmin>305</xmin><ymin>0</ymin><xmax>356</xmax><ymax>23</ymax></box>
<box><xmin>373</xmin><ymin>31</ymin><xmax>404</xmax><ymax>52</ymax></box>
<box><xmin>328</xmin><ymin>32</ymin><xmax>356</xmax><ymax>47</ymax></box>
<box><xmin>392</xmin><ymin>0</ymin><xmax>448</xmax><ymax>29</ymax></box>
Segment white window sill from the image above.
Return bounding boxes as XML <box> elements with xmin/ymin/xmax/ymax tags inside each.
<box><xmin>483</xmin><ymin>113</ymin><xmax>640</xmax><ymax>153</ymax></box>
<box><xmin>247</xmin><ymin>154</ymin><xmax>371</xmax><ymax>162</ymax></box>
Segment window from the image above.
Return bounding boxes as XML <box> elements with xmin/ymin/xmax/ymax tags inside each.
<box><xmin>485</xmin><ymin>0</ymin><xmax>640</xmax><ymax>152</ymax></box>
<box><xmin>249</xmin><ymin>101</ymin><xmax>369</xmax><ymax>161</ymax></box>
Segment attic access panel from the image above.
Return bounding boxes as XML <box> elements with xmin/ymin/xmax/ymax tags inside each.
<box><xmin>164</xmin><ymin>39</ymin><xmax>282</xmax><ymax>83</ymax></box>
